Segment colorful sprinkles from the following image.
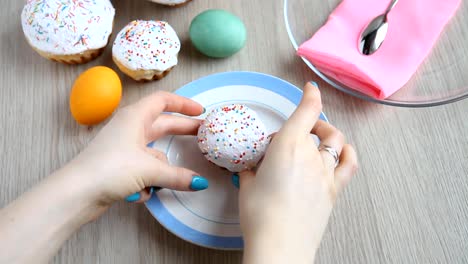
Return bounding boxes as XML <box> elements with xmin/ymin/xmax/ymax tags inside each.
<box><xmin>112</xmin><ymin>20</ymin><xmax>181</xmax><ymax>71</ymax></box>
<box><xmin>197</xmin><ymin>104</ymin><xmax>268</xmax><ymax>172</ymax></box>
<box><xmin>21</xmin><ymin>0</ymin><xmax>115</xmax><ymax>54</ymax></box>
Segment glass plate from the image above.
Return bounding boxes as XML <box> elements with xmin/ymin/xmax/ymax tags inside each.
<box><xmin>284</xmin><ymin>0</ymin><xmax>468</xmax><ymax>107</ymax></box>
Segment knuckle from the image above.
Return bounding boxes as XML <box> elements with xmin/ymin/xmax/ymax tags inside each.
<box><xmin>276</xmin><ymin>135</ymin><xmax>297</xmax><ymax>148</ymax></box>
<box><xmin>284</xmin><ymin>140</ymin><xmax>306</xmax><ymax>158</ymax></box>
<box><xmin>351</xmin><ymin>161</ymin><xmax>359</xmax><ymax>173</ymax></box>
<box><xmin>154</xmin><ymin>90</ymin><xmax>168</xmax><ymax>98</ymax></box>
<box><xmin>175</xmin><ymin>168</ymin><xmax>190</xmax><ymax>187</ymax></box>
<box><xmin>141</xmin><ymin>91</ymin><xmax>168</xmax><ymax>107</ymax></box>
<box><xmin>156</xmin><ymin>91</ymin><xmax>171</xmax><ymax>102</ymax></box>
<box><xmin>303</xmin><ymin>97</ymin><xmax>322</xmax><ymax>112</ymax></box>
<box><xmin>171</xmin><ymin>167</ymin><xmax>183</xmax><ymax>181</ymax></box>
<box><xmin>135</xmin><ymin>175</ymin><xmax>147</xmax><ymax>190</ymax></box>
<box><xmin>333</xmin><ymin>130</ymin><xmax>345</xmax><ymax>143</ymax></box>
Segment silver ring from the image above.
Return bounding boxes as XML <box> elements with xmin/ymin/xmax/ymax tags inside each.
<box><xmin>318</xmin><ymin>145</ymin><xmax>340</xmax><ymax>167</ymax></box>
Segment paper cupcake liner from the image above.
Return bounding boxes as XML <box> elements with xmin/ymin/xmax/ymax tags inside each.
<box><xmin>169</xmin><ymin>0</ymin><xmax>193</xmax><ymax>7</ymax></box>
<box><xmin>113</xmin><ymin>56</ymin><xmax>175</xmax><ymax>82</ymax></box>
<box><xmin>49</xmin><ymin>48</ymin><xmax>105</xmax><ymax>64</ymax></box>
<box><xmin>150</xmin><ymin>0</ymin><xmax>193</xmax><ymax>7</ymax></box>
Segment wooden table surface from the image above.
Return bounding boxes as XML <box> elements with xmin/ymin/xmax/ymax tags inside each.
<box><xmin>1</xmin><ymin>0</ymin><xmax>467</xmax><ymax>263</ymax></box>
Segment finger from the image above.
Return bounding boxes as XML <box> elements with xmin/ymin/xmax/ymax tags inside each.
<box><xmin>138</xmin><ymin>91</ymin><xmax>204</xmax><ymax>116</ymax></box>
<box><xmin>141</xmin><ymin>158</ymin><xmax>208</xmax><ymax>191</ymax></box>
<box><xmin>312</xmin><ymin>120</ymin><xmax>345</xmax><ymax>170</ymax></box>
<box><xmin>144</xmin><ymin>148</ymin><xmax>168</xmax><ymax>163</ymax></box>
<box><xmin>334</xmin><ymin>144</ymin><xmax>358</xmax><ymax>193</ymax></box>
<box><xmin>267</xmin><ymin>132</ymin><xmax>277</xmax><ymax>143</ymax></box>
<box><xmin>135</xmin><ymin>91</ymin><xmax>204</xmax><ymax>127</ymax></box>
<box><xmin>282</xmin><ymin>82</ymin><xmax>322</xmax><ymax>135</ymax></box>
<box><xmin>238</xmin><ymin>170</ymin><xmax>256</xmax><ymax>189</ymax></box>
<box><xmin>147</xmin><ymin>115</ymin><xmax>202</xmax><ymax>141</ymax></box>
<box><xmin>134</xmin><ymin>188</ymin><xmax>153</xmax><ymax>203</ymax></box>
<box><xmin>126</xmin><ymin>187</ymin><xmax>155</xmax><ymax>203</ymax></box>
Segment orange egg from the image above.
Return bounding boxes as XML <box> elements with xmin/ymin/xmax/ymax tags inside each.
<box><xmin>70</xmin><ymin>66</ymin><xmax>122</xmax><ymax>125</ymax></box>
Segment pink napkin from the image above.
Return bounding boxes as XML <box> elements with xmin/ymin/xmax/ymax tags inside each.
<box><xmin>297</xmin><ymin>0</ymin><xmax>461</xmax><ymax>99</ymax></box>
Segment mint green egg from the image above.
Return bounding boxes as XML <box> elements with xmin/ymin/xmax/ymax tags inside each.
<box><xmin>189</xmin><ymin>9</ymin><xmax>247</xmax><ymax>58</ymax></box>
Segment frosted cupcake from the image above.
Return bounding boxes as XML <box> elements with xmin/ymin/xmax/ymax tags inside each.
<box><xmin>112</xmin><ymin>20</ymin><xmax>181</xmax><ymax>81</ymax></box>
<box><xmin>197</xmin><ymin>104</ymin><xmax>269</xmax><ymax>172</ymax></box>
<box><xmin>147</xmin><ymin>0</ymin><xmax>193</xmax><ymax>7</ymax></box>
<box><xmin>21</xmin><ymin>0</ymin><xmax>115</xmax><ymax>64</ymax></box>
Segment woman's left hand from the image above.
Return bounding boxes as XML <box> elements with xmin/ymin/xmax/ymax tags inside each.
<box><xmin>68</xmin><ymin>91</ymin><xmax>209</xmax><ymax>207</ymax></box>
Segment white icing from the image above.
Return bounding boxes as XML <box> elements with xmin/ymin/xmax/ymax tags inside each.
<box><xmin>112</xmin><ymin>20</ymin><xmax>181</xmax><ymax>72</ymax></box>
<box><xmin>21</xmin><ymin>0</ymin><xmax>115</xmax><ymax>55</ymax></box>
<box><xmin>148</xmin><ymin>0</ymin><xmax>189</xmax><ymax>5</ymax></box>
<box><xmin>197</xmin><ymin>104</ymin><xmax>269</xmax><ymax>172</ymax></box>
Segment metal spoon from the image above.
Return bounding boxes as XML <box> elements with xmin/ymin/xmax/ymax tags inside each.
<box><xmin>359</xmin><ymin>0</ymin><xmax>399</xmax><ymax>55</ymax></box>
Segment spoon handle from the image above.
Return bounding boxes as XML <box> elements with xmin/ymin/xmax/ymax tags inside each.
<box><xmin>385</xmin><ymin>0</ymin><xmax>399</xmax><ymax>15</ymax></box>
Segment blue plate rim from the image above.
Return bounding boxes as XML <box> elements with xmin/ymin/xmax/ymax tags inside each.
<box><xmin>145</xmin><ymin>71</ymin><xmax>328</xmax><ymax>250</ymax></box>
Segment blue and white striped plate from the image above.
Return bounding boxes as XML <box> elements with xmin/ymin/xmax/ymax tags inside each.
<box><xmin>146</xmin><ymin>71</ymin><xmax>328</xmax><ymax>250</ymax></box>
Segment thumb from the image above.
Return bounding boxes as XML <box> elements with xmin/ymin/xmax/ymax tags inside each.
<box><xmin>232</xmin><ymin>170</ymin><xmax>256</xmax><ymax>189</ymax></box>
<box><xmin>141</xmin><ymin>156</ymin><xmax>209</xmax><ymax>191</ymax></box>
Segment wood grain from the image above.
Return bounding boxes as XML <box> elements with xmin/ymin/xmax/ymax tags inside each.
<box><xmin>1</xmin><ymin>0</ymin><xmax>467</xmax><ymax>263</ymax></box>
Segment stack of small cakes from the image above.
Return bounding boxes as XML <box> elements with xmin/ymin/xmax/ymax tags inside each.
<box><xmin>21</xmin><ymin>0</ymin><xmax>115</xmax><ymax>64</ymax></box>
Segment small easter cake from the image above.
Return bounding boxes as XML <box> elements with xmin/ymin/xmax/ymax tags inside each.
<box><xmin>112</xmin><ymin>20</ymin><xmax>181</xmax><ymax>81</ymax></box>
<box><xmin>21</xmin><ymin>0</ymin><xmax>115</xmax><ymax>64</ymax></box>
<box><xmin>197</xmin><ymin>104</ymin><xmax>269</xmax><ymax>172</ymax></box>
<box><xmin>147</xmin><ymin>0</ymin><xmax>193</xmax><ymax>7</ymax></box>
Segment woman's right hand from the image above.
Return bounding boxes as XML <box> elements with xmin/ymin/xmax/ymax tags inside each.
<box><xmin>237</xmin><ymin>83</ymin><xmax>358</xmax><ymax>264</ymax></box>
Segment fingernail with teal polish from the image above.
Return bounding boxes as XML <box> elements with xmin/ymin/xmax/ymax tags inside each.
<box><xmin>125</xmin><ymin>192</ymin><xmax>141</xmax><ymax>203</ymax></box>
<box><xmin>190</xmin><ymin>176</ymin><xmax>209</xmax><ymax>191</ymax></box>
<box><xmin>231</xmin><ymin>174</ymin><xmax>240</xmax><ymax>189</ymax></box>
<box><xmin>310</xmin><ymin>81</ymin><xmax>319</xmax><ymax>87</ymax></box>
<box><xmin>202</xmin><ymin>107</ymin><xmax>207</xmax><ymax>114</ymax></box>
